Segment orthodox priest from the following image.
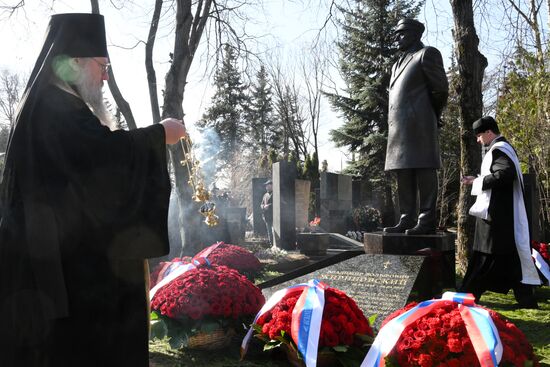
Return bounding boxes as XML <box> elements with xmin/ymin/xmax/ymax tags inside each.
<box><xmin>460</xmin><ymin>116</ymin><xmax>540</xmax><ymax>308</ymax></box>
<box><xmin>0</xmin><ymin>13</ymin><xmax>187</xmax><ymax>366</ymax></box>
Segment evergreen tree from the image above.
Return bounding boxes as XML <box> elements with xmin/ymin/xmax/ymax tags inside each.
<box><xmin>198</xmin><ymin>44</ymin><xmax>248</xmax><ymax>165</ymax></box>
<box><xmin>246</xmin><ymin>65</ymin><xmax>280</xmax><ymax>156</ymax></box>
<box><xmin>326</xmin><ymin>0</ymin><xmax>422</xmax><ymax>223</ymax></box>
<box><xmin>274</xmin><ymin>84</ymin><xmax>308</xmax><ymax>162</ymax></box>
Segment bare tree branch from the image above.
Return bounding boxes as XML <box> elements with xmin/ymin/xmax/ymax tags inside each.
<box><xmin>0</xmin><ymin>1</ymin><xmax>25</xmax><ymax>18</ymax></box>
<box><xmin>145</xmin><ymin>0</ymin><xmax>163</xmax><ymax>124</ymax></box>
<box><xmin>0</xmin><ymin>70</ymin><xmax>22</xmax><ymax>126</ymax></box>
<box><xmin>90</xmin><ymin>0</ymin><xmax>99</xmax><ymax>13</ymax></box>
<box><xmin>90</xmin><ymin>0</ymin><xmax>137</xmax><ymax>129</ymax></box>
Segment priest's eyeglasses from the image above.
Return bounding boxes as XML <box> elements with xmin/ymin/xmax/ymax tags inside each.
<box><xmin>92</xmin><ymin>58</ymin><xmax>111</xmax><ymax>74</ymax></box>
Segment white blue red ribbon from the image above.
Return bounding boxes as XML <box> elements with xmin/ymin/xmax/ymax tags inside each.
<box><xmin>361</xmin><ymin>292</ymin><xmax>502</xmax><ymax>367</ymax></box>
<box><xmin>149</xmin><ymin>256</ymin><xmax>211</xmax><ymax>301</ymax></box>
<box><xmin>193</xmin><ymin>241</ymin><xmax>224</xmax><ymax>260</ymax></box>
<box><xmin>241</xmin><ymin>279</ymin><xmax>328</xmax><ymax>366</ymax></box>
<box><xmin>291</xmin><ymin>279</ymin><xmax>327</xmax><ymax>367</ymax></box>
<box><xmin>532</xmin><ymin>248</ymin><xmax>550</xmax><ymax>282</ymax></box>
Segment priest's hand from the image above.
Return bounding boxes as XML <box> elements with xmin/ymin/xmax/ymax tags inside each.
<box><xmin>161</xmin><ymin>118</ymin><xmax>187</xmax><ymax>144</ymax></box>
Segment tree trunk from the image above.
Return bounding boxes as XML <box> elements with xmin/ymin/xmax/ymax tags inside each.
<box><xmin>160</xmin><ymin>0</ymin><xmax>212</xmax><ymax>256</ymax></box>
<box><xmin>145</xmin><ymin>0</ymin><xmax>163</xmax><ymax>124</ymax></box>
<box><xmin>91</xmin><ymin>0</ymin><xmax>137</xmax><ymax>130</ymax></box>
<box><xmin>450</xmin><ymin>0</ymin><xmax>488</xmax><ymax>275</ymax></box>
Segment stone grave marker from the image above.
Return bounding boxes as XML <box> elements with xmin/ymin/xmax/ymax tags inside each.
<box><xmin>320</xmin><ymin>172</ymin><xmax>353</xmax><ymax>233</ymax></box>
<box><xmin>261</xmin><ymin>253</ymin><xmax>425</xmax><ymax>330</ymax></box>
<box><xmin>273</xmin><ymin>161</ymin><xmax>297</xmax><ymax>250</ymax></box>
<box><xmin>225</xmin><ymin>207</ymin><xmax>247</xmax><ymax>244</ymax></box>
<box><xmin>295</xmin><ymin>179</ymin><xmax>311</xmax><ymax>230</ymax></box>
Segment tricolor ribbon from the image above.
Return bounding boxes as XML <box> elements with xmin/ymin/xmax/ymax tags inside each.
<box><xmin>532</xmin><ymin>248</ymin><xmax>550</xmax><ymax>283</ymax></box>
<box><xmin>361</xmin><ymin>292</ymin><xmax>503</xmax><ymax>367</ymax></box>
<box><xmin>241</xmin><ymin>279</ymin><xmax>328</xmax><ymax>367</ymax></box>
<box><xmin>291</xmin><ymin>279</ymin><xmax>327</xmax><ymax>367</ymax></box>
<box><xmin>149</xmin><ymin>256</ymin><xmax>211</xmax><ymax>301</ymax></box>
<box><xmin>193</xmin><ymin>241</ymin><xmax>224</xmax><ymax>260</ymax></box>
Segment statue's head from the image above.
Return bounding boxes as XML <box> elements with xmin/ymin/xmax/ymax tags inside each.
<box><xmin>394</xmin><ymin>19</ymin><xmax>424</xmax><ymax>51</ymax></box>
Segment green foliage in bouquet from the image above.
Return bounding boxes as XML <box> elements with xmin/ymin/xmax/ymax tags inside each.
<box><xmin>150</xmin><ymin>311</ymin><xmax>240</xmax><ymax>349</ymax></box>
<box><xmin>347</xmin><ymin>205</ymin><xmax>382</xmax><ymax>232</ymax></box>
<box><xmin>252</xmin><ymin>325</ymin><xmax>373</xmax><ymax>367</ymax></box>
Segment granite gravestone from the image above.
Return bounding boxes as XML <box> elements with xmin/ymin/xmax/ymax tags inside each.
<box><xmin>252</xmin><ymin>177</ymin><xmax>268</xmax><ymax>235</ymax></box>
<box><xmin>273</xmin><ymin>161</ymin><xmax>297</xmax><ymax>250</ymax></box>
<box><xmin>261</xmin><ymin>253</ymin><xmax>425</xmax><ymax>330</ymax></box>
<box><xmin>225</xmin><ymin>207</ymin><xmax>247</xmax><ymax>245</ymax></box>
<box><xmin>363</xmin><ymin>231</ymin><xmax>456</xmax><ymax>296</ymax></box>
<box><xmin>295</xmin><ymin>179</ymin><xmax>311</xmax><ymax>230</ymax></box>
<box><xmin>320</xmin><ymin>172</ymin><xmax>353</xmax><ymax>233</ymax></box>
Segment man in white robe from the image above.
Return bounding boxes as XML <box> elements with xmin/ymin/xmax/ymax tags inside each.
<box><xmin>460</xmin><ymin>116</ymin><xmax>540</xmax><ymax>308</ymax></box>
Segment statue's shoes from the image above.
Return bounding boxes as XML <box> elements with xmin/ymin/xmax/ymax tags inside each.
<box><xmin>383</xmin><ymin>222</ymin><xmax>416</xmax><ymax>233</ymax></box>
<box><xmin>405</xmin><ymin>226</ymin><xmax>436</xmax><ymax>235</ymax></box>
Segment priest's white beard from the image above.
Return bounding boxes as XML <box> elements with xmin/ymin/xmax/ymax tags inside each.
<box><xmin>74</xmin><ymin>66</ymin><xmax>115</xmax><ymax>130</ymax></box>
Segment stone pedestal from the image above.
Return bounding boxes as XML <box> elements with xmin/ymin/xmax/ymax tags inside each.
<box><xmin>296</xmin><ymin>233</ymin><xmax>329</xmax><ymax>256</ymax></box>
<box><xmin>364</xmin><ymin>231</ymin><xmax>456</xmax><ymax>298</ymax></box>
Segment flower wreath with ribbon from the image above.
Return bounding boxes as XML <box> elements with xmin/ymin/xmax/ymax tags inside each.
<box><xmin>241</xmin><ymin>279</ymin><xmax>373</xmax><ymax>367</ymax></box>
<box><xmin>361</xmin><ymin>292</ymin><xmax>538</xmax><ymax>367</ymax></box>
<box><xmin>531</xmin><ymin>240</ymin><xmax>550</xmax><ymax>284</ymax></box>
<box><xmin>149</xmin><ymin>250</ymin><xmax>264</xmax><ymax>349</ymax></box>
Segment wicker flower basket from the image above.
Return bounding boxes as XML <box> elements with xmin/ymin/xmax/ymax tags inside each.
<box><xmin>283</xmin><ymin>344</ymin><xmax>338</xmax><ymax>367</ymax></box>
<box><xmin>186</xmin><ymin>327</ymin><xmax>236</xmax><ymax>350</ymax></box>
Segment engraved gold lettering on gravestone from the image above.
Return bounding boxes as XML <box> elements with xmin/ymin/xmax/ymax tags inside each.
<box><xmin>321</xmin><ymin>270</ymin><xmax>412</xmax><ymax>316</ymax></box>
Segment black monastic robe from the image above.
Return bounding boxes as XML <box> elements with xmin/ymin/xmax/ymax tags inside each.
<box><xmin>461</xmin><ymin>137</ymin><xmax>523</xmax><ymax>295</ymax></box>
<box><xmin>0</xmin><ymin>84</ymin><xmax>170</xmax><ymax>366</ymax></box>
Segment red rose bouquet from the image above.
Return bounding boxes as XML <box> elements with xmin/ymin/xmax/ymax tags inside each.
<box><xmin>531</xmin><ymin>240</ymin><xmax>550</xmax><ymax>284</ymax></box>
<box><xmin>532</xmin><ymin>241</ymin><xmax>550</xmax><ymax>261</ymax></box>
<box><xmin>150</xmin><ymin>263</ymin><xmax>265</xmax><ymax>349</ymax></box>
<box><xmin>194</xmin><ymin>241</ymin><xmax>263</xmax><ymax>279</ymax></box>
<box><xmin>362</xmin><ymin>292</ymin><xmax>538</xmax><ymax>367</ymax></box>
<box><xmin>241</xmin><ymin>280</ymin><xmax>373</xmax><ymax>367</ymax></box>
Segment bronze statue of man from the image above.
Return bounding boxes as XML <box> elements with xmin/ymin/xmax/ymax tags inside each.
<box><xmin>383</xmin><ymin>19</ymin><xmax>449</xmax><ymax>235</ymax></box>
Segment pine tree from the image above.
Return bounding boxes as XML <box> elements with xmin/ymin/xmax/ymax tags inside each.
<box><xmin>246</xmin><ymin>65</ymin><xmax>280</xmax><ymax>156</ymax></box>
<box><xmin>198</xmin><ymin>44</ymin><xmax>248</xmax><ymax>165</ymax></box>
<box><xmin>326</xmin><ymin>0</ymin><xmax>422</xmax><ymax>222</ymax></box>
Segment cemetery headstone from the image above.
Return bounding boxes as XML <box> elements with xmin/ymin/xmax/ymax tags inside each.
<box><xmin>320</xmin><ymin>172</ymin><xmax>353</xmax><ymax>234</ymax></box>
<box><xmin>295</xmin><ymin>179</ymin><xmax>311</xmax><ymax>230</ymax></box>
<box><xmin>363</xmin><ymin>231</ymin><xmax>457</xmax><ymax>296</ymax></box>
<box><xmin>273</xmin><ymin>161</ymin><xmax>297</xmax><ymax>250</ymax></box>
<box><xmin>261</xmin><ymin>253</ymin><xmax>426</xmax><ymax>330</ymax></box>
<box><xmin>225</xmin><ymin>207</ymin><xmax>247</xmax><ymax>245</ymax></box>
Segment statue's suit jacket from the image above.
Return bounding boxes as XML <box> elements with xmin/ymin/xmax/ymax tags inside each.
<box><xmin>385</xmin><ymin>45</ymin><xmax>448</xmax><ymax>170</ymax></box>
